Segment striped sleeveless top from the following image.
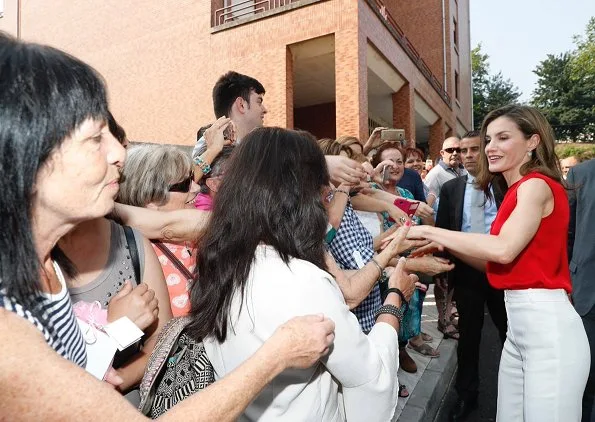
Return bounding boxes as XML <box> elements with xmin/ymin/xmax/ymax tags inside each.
<box><xmin>0</xmin><ymin>262</ymin><xmax>87</xmax><ymax>367</ymax></box>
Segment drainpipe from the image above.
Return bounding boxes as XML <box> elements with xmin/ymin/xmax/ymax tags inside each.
<box><xmin>17</xmin><ymin>0</ymin><xmax>21</xmax><ymax>39</ymax></box>
<box><xmin>441</xmin><ymin>0</ymin><xmax>447</xmax><ymax>90</ymax></box>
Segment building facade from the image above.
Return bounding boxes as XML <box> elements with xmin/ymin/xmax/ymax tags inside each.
<box><xmin>1</xmin><ymin>0</ymin><xmax>472</xmax><ymax>156</ymax></box>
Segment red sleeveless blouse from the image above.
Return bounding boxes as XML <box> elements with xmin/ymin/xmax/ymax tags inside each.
<box><xmin>486</xmin><ymin>172</ymin><xmax>572</xmax><ymax>293</ymax></box>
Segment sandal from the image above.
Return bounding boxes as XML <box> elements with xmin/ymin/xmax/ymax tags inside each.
<box><xmin>421</xmin><ymin>332</ymin><xmax>433</xmax><ymax>343</ymax></box>
<box><xmin>399</xmin><ymin>383</ymin><xmax>410</xmax><ymax>398</ymax></box>
<box><xmin>437</xmin><ymin>321</ymin><xmax>460</xmax><ymax>340</ymax></box>
<box><xmin>407</xmin><ymin>342</ymin><xmax>440</xmax><ymax>358</ymax></box>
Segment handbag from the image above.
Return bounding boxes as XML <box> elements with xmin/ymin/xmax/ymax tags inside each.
<box><xmin>138</xmin><ymin>316</ymin><xmax>215</xmax><ymax>418</ymax></box>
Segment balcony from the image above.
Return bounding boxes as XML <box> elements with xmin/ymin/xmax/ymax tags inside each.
<box><xmin>211</xmin><ymin>0</ymin><xmax>325</xmax><ymax>32</ymax></box>
<box><xmin>364</xmin><ymin>0</ymin><xmax>451</xmax><ymax>107</ymax></box>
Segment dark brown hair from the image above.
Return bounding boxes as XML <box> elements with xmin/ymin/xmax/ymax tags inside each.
<box><xmin>371</xmin><ymin>142</ymin><xmax>404</xmax><ymax>168</ymax></box>
<box><xmin>476</xmin><ymin>105</ymin><xmax>563</xmax><ymax>197</ymax></box>
<box><xmin>404</xmin><ymin>147</ymin><xmax>424</xmax><ymax>162</ymax></box>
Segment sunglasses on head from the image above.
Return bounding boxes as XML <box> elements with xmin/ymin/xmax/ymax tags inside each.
<box><xmin>443</xmin><ymin>147</ymin><xmax>461</xmax><ymax>154</ymax></box>
<box><xmin>168</xmin><ymin>171</ymin><xmax>194</xmax><ymax>193</ymax></box>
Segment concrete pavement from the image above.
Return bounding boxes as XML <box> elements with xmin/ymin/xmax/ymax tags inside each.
<box><xmin>393</xmin><ymin>286</ymin><xmax>459</xmax><ymax>422</ymax></box>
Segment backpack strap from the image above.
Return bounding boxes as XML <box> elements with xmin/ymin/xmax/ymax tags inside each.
<box><xmin>123</xmin><ymin>225</ymin><xmax>141</xmax><ymax>285</ymax></box>
<box><xmin>152</xmin><ymin>240</ymin><xmax>194</xmax><ymax>281</ymax></box>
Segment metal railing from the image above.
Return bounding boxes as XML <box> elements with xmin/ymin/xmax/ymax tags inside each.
<box><xmin>213</xmin><ymin>0</ymin><xmax>301</xmax><ymax>27</ymax></box>
<box><xmin>365</xmin><ymin>0</ymin><xmax>451</xmax><ymax>106</ymax></box>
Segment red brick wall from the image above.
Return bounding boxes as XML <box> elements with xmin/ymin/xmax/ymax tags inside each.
<box><xmin>385</xmin><ymin>0</ymin><xmax>445</xmax><ymax>88</ymax></box>
<box><xmin>392</xmin><ymin>84</ymin><xmax>414</xmax><ymax>141</ymax></box>
<box><xmin>16</xmin><ymin>0</ymin><xmax>471</xmax><ymax>146</ymax></box>
<box><xmin>294</xmin><ymin>102</ymin><xmax>336</xmax><ymax>139</ymax></box>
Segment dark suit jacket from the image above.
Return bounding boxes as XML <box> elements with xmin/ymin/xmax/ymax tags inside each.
<box><xmin>435</xmin><ymin>175</ymin><xmax>504</xmax><ymax>289</ymax></box>
<box><xmin>567</xmin><ymin>160</ymin><xmax>595</xmax><ymax>316</ymax></box>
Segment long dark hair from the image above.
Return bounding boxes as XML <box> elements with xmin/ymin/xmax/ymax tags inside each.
<box><xmin>476</xmin><ymin>105</ymin><xmax>563</xmax><ymax>196</ymax></box>
<box><xmin>0</xmin><ymin>33</ymin><xmax>108</xmax><ymax>318</ymax></box>
<box><xmin>188</xmin><ymin>127</ymin><xmax>330</xmax><ymax>342</ymax></box>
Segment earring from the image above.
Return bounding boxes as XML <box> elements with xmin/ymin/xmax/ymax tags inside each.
<box><xmin>527</xmin><ymin>150</ymin><xmax>533</xmax><ymax>158</ymax></box>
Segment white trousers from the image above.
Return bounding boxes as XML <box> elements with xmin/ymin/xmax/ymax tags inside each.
<box><xmin>497</xmin><ymin>289</ymin><xmax>590</xmax><ymax>422</ymax></box>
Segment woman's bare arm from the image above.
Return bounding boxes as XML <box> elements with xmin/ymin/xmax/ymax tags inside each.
<box><xmin>114</xmin><ymin>203</ymin><xmax>210</xmax><ymax>243</ymax></box>
<box><xmin>0</xmin><ymin>310</ymin><xmax>334</xmax><ymax>422</ymax></box>
<box><xmin>406</xmin><ymin>178</ymin><xmax>553</xmax><ymax>265</ymax></box>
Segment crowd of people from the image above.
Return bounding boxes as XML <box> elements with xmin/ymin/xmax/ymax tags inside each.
<box><xmin>1</xmin><ymin>32</ymin><xmax>594</xmax><ymax>422</ymax></box>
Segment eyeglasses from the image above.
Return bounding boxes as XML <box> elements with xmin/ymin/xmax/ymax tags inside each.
<box><xmin>168</xmin><ymin>171</ymin><xmax>194</xmax><ymax>193</ymax></box>
<box><xmin>443</xmin><ymin>147</ymin><xmax>461</xmax><ymax>154</ymax></box>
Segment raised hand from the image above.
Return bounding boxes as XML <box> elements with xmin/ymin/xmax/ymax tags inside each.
<box><xmin>363</xmin><ymin>127</ymin><xmax>387</xmax><ymax>153</ymax></box>
<box><xmin>204</xmin><ymin>116</ymin><xmax>234</xmax><ymax>153</ymax></box>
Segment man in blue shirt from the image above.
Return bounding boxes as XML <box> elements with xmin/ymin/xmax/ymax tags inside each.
<box><xmin>435</xmin><ymin>131</ymin><xmax>507</xmax><ymax>421</ymax></box>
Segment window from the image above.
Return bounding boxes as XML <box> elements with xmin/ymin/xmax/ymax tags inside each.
<box><xmin>453</xmin><ymin>17</ymin><xmax>458</xmax><ymax>49</ymax></box>
<box><xmin>454</xmin><ymin>71</ymin><xmax>460</xmax><ymax>101</ymax></box>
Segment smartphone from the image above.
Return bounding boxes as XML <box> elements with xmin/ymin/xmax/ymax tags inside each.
<box><xmin>382</xmin><ymin>165</ymin><xmax>391</xmax><ymax>184</ymax></box>
<box><xmin>425</xmin><ymin>159</ymin><xmax>433</xmax><ymax>169</ymax></box>
<box><xmin>394</xmin><ymin>198</ymin><xmax>419</xmax><ymax>217</ymax></box>
<box><xmin>381</xmin><ymin>129</ymin><xmax>405</xmax><ymax>141</ymax></box>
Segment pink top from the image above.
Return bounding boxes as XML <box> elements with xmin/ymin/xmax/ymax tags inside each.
<box><xmin>152</xmin><ymin>242</ymin><xmax>196</xmax><ymax>317</ymax></box>
<box><xmin>194</xmin><ymin>193</ymin><xmax>213</xmax><ymax>211</ymax></box>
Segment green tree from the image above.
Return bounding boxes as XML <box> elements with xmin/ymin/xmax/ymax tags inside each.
<box><xmin>531</xmin><ymin>18</ymin><xmax>595</xmax><ymax>141</ymax></box>
<box><xmin>472</xmin><ymin>44</ymin><xmax>521</xmax><ymax>130</ymax></box>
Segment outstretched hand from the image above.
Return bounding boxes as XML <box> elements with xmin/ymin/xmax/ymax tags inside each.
<box><xmin>408</xmin><ymin>241</ymin><xmax>445</xmax><ymax>258</ymax></box>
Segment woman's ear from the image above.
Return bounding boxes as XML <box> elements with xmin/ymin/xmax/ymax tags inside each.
<box><xmin>146</xmin><ymin>202</ymin><xmax>159</xmax><ymax>210</ymax></box>
<box><xmin>528</xmin><ymin>134</ymin><xmax>541</xmax><ymax>152</ymax></box>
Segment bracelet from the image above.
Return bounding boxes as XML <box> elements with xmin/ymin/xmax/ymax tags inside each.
<box><xmin>334</xmin><ymin>188</ymin><xmax>349</xmax><ymax>197</ymax></box>
<box><xmin>384</xmin><ymin>288</ymin><xmax>408</xmax><ymax>308</ymax></box>
<box><xmin>370</xmin><ymin>258</ymin><xmax>383</xmax><ymax>278</ymax></box>
<box><xmin>375</xmin><ymin>304</ymin><xmax>406</xmax><ymax>323</ymax></box>
<box><xmin>194</xmin><ymin>155</ymin><xmax>212</xmax><ymax>175</ymax></box>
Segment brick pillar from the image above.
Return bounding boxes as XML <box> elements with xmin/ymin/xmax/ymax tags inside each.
<box><xmin>429</xmin><ymin>118</ymin><xmax>444</xmax><ymax>160</ymax></box>
<box><xmin>285</xmin><ymin>47</ymin><xmax>294</xmax><ymax>129</ymax></box>
<box><xmin>392</xmin><ymin>84</ymin><xmax>415</xmax><ymax>145</ymax></box>
<box><xmin>335</xmin><ymin>14</ymin><xmax>367</xmax><ymax>142</ymax></box>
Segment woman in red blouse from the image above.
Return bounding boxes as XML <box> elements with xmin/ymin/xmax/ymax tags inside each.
<box><xmin>394</xmin><ymin>105</ymin><xmax>589</xmax><ymax>421</ymax></box>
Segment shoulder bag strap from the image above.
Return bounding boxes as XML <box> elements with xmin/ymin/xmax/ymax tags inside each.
<box><xmin>123</xmin><ymin>225</ymin><xmax>141</xmax><ymax>285</ymax></box>
<box><xmin>152</xmin><ymin>241</ymin><xmax>194</xmax><ymax>281</ymax></box>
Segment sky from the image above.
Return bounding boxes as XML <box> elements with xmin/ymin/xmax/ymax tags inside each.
<box><xmin>470</xmin><ymin>0</ymin><xmax>595</xmax><ymax>102</ymax></box>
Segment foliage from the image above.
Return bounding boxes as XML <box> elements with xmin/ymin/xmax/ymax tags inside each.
<box><xmin>472</xmin><ymin>44</ymin><xmax>521</xmax><ymax>130</ymax></box>
<box><xmin>531</xmin><ymin>18</ymin><xmax>595</xmax><ymax>142</ymax></box>
<box><xmin>555</xmin><ymin>143</ymin><xmax>595</xmax><ymax>161</ymax></box>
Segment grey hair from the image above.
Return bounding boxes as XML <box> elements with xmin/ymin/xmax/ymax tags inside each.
<box><xmin>117</xmin><ymin>144</ymin><xmax>192</xmax><ymax>207</ymax></box>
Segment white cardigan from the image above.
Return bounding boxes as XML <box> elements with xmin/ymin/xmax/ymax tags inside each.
<box><xmin>204</xmin><ymin>245</ymin><xmax>400</xmax><ymax>422</ymax></box>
